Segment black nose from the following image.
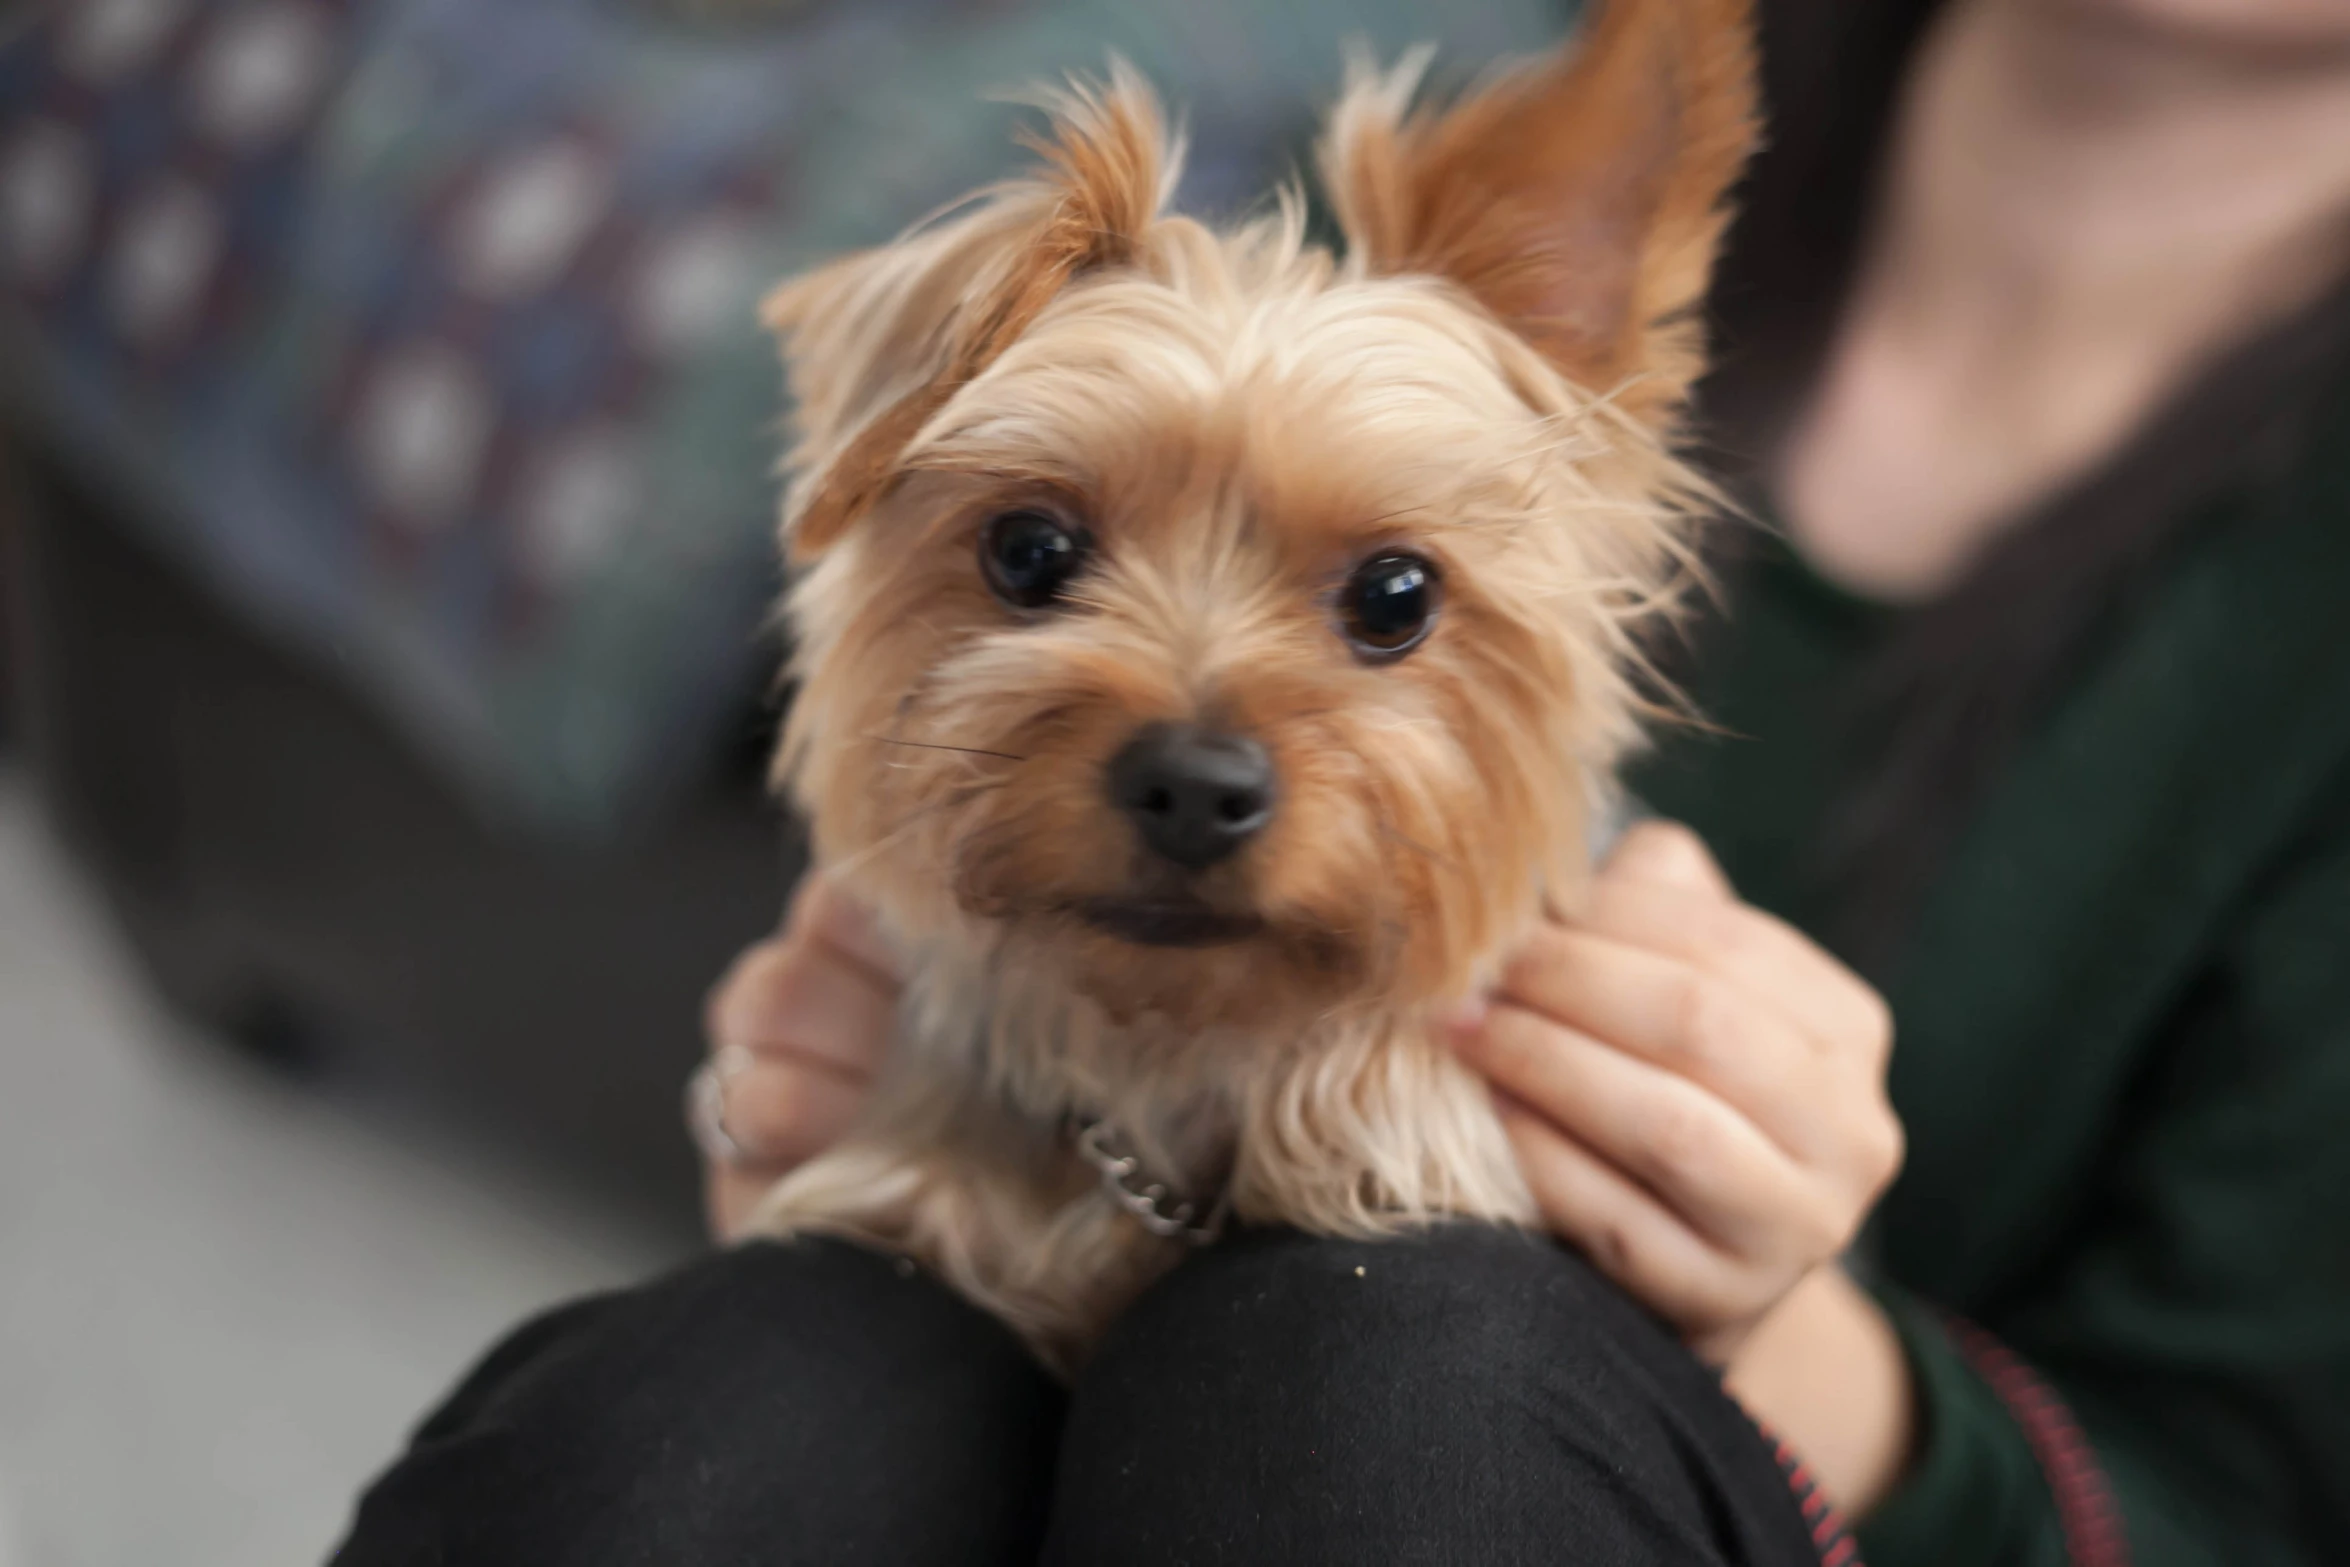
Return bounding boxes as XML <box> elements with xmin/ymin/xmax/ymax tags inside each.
<box><xmin>1107</xmin><ymin>724</ymin><xmax>1275</xmax><ymax>870</ymax></box>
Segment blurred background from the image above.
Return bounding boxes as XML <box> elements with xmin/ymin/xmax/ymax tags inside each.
<box><xmin>0</xmin><ymin>0</ymin><xmax>1579</xmax><ymax>1560</ymax></box>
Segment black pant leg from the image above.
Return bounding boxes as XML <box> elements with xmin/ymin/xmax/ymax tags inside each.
<box><xmin>331</xmin><ymin>1238</ymin><xmax>1064</xmax><ymax>1567</ymax></box>
<box><xmin>1045</xmin><ymin>1224</ymin><xmax>1826</xmax><ymax>1567</ymax></box>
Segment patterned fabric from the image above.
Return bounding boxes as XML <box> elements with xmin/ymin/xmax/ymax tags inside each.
<box><xmin>1765</xmin><ymin>1423</ymin><xmax>1865</xmax><ymax>1567</ymax></box>
<box><xmin>1944</xmin><ymin>1316</ymin><xmax>2130</xmax><ymax>1567</ymax></box>
<box><xmin>0</xmin><ymin>0</ymin><xmax>1565</xmax><ymax>829</ymax></box>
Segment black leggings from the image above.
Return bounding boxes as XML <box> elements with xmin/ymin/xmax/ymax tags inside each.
<box><xmin>332</xmin><ymin>1226</ymin><xmax>1836</xmax><ymax>1566</ymax></box>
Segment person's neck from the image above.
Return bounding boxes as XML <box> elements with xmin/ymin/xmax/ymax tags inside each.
<box><xmin>1776</xmin><ymin>0</ymin><xmax>2350</xmax><ymax>599</ymax></box>
<box><xmin>1887</xmin><ymin>0</ymin><xmax>2350</xmax><ymax>362</ymax></box>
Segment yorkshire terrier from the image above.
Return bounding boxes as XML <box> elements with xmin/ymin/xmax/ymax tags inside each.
<box><xmin>749</xmin><ymin>0</ymin><xmax>1758</xmax><ymax>1364</ymax></box>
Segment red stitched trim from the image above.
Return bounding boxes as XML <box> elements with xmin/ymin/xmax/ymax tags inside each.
<box><xmin>1942</xmin><ymin>1316</ymin><xmax>2131</xmax><ymax>1567</ymax></box>
<box><xmin>1753</xmin><ymin>1419</ymin><xmax>1865</xmax><ymax>1567</ymax></box>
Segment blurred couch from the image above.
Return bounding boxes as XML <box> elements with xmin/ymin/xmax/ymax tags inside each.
<box><xmin>0</xmin><ymin>0</ymin><xmax>1567</xmax><ymax>1228</ymax></box>
<box><xmin>7</xmin><ymin>454</ymin><xmax>791</xmax><ymax>1227</ymax></box>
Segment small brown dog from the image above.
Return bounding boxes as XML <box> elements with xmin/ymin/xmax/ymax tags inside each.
<box><xmin>750</xmin><ymin>0</ymin><xmax>1759</xmax><ymax>1363</ymax></box>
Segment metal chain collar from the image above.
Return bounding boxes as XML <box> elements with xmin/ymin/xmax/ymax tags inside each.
<box><xmin>1070</xmin><ymin>1116</ymin><xmax>1228</xmax><ymax>1246</ymax></box>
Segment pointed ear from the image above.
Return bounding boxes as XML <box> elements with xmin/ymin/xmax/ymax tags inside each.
<box><xmin>1320</xmin><ymin>0</ymin><xmax>1758</xmax><ymax>428</ymax></box>
<box><xmin>762</xmin><ymin>64</ymin><xmax>1174</xmax><ymax>561</ymax></box>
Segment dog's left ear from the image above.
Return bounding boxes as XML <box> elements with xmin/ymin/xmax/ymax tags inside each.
<box><xmin>763</xmin><ymin>66</ymin><xmax>1173</xmax><ymax>560</ymax></box>
<box><xmin>1321</xmin><ymin>0</ymin><xmax>1758</xmax><ymax>429</ymax></box>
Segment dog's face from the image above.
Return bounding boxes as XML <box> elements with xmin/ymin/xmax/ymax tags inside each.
<box><xmin>768</xmin><ymin>1</ymin><xmax>1755</xmax><ymax>1031</ymax></box>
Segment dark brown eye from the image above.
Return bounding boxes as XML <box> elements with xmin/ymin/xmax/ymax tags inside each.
<box><xmin>980</xmin><ymin>509</ymin><xmax>1090</xmax><ymax>609</ymax></box>
<box><xmin>1338</xmin><ymin>552</ymin><xmax>1440</xmax><ymax>658</ymax></box>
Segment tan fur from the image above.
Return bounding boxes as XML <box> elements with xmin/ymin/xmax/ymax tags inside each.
<box><xmin>1321</xmin><ymin>0</ymin><xmax>1758</xmax><ymax>429</ymax></box>
<box><xmin>748</xmin><ymin>0</ymin><xmax>1758</xmax><ymax>1367</ymax></box>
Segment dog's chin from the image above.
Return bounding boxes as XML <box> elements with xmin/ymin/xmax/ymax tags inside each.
<box><xmin>1073</xmin><ymin>897</ymin><xmax>1263</xmax><ymax>949</ymax></box>
<box><xmin>948</xmin><ymin>883</ymin><xmax>1382</xmax><ymax>1024</ymax></box>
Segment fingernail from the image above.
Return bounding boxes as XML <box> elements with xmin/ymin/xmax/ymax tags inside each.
<box><xmin>1435</xmin><ymin>995</ymin><xmax>1490</xmax><ymax>1039</ymax></box>
<box><xmin>807</xmin><ymin>877</ymin><xmax>902</xmax><ymax>980</ymax></box>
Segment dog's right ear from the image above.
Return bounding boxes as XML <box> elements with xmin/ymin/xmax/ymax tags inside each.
<box><xmin>763</xmin><ymin>65</ymin><xmax>1174</xmax><ymax>561</ymax></box>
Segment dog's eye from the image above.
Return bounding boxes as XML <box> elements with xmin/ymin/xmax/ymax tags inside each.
<box><xmin>980</xmin><ymin>510</ymin><xmax>1090</xmax><ymax>609</ymax></box>
<box><xmin>1338</xmin><ymin>552</ymin><xmax>1441</xmax><ymax>658</ymax></box>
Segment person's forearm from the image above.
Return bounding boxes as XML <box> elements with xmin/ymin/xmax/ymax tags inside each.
<box><xmin>1725</xmin><ymin>1265</ymin><xmax>1916</xmax><ymax>1518</ymax></box>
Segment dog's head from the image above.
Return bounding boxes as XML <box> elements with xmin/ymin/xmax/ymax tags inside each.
<box><xmin>767</xmin><ymin>0</ymin><xmax>1756</xmax><ymax>1031</ymax></box>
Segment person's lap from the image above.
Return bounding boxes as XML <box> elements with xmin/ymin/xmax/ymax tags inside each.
<box><xmin>333</xmin><ymin>1225</ymin><xmax>1828</xmax><ymax>1567</ymax></box>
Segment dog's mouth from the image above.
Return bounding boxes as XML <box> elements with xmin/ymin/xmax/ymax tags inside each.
<box><xmin>1074</xmin><ymin>898</ymin><xmax>1264</xmax><ymax>948</ymax></box>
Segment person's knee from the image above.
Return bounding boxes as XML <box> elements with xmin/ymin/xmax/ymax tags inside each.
<box><xmin>337</xmin><ymin>1240</ymin><xmax>1063</xmax><ymax>1567</ymax></box>
<box><xmin>1093</xmin><ymin>1222</ymin><xmax>1655</xmax><ymax>1407</ymax></box>
<box><xmin>1049</xmin><ymin>1224</ymin><xmax>1738</xmax><ymax>1564</ymax></box>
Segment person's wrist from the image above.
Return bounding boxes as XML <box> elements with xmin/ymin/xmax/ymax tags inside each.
<box><xmin>1724</xmin><ymin>1264</ymin><xmax>1916</xmax><ymax>1519</ymax></box>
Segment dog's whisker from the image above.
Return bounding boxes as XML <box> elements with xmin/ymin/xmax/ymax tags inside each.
<box><xmin>1367</xmin><ymin>795</ymin><xmax>1462</xmax><ymax>875</ymax></box>
<box><xmin>1352</xmin><ymin>504</ymin><xmax>1426</xmax><ymax>532</ymax></box>
<box><xmin>825</xmin><ymin>779</ymin><xmax>1008</xmax><ymax>881</ymax></box>
<box><xmin>1374</xmin><ymin>822</ymin><xmax>1461</xmax><ymax>875</ymax></box>
<box><xmin>865</xmin><ymin>734</ymin><xmax>1030</xmax><ymax>763</ymax></box>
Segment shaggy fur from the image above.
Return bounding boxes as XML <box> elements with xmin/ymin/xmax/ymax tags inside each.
<box><xmin>750</xmin><ymin>0</ymin><xmax>1759</xmax><ymax>1364</ymax></box>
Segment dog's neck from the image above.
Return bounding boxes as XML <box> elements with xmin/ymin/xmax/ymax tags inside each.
<box><xmin>889</xmin><ymin>917</ymin><xmax>1535</xmax><ymax>1239</ymax></box>
<box><xmin>899</xmin><ymin>940</ymin><xmax>1295</xmax><ymax>1177</ymax></box>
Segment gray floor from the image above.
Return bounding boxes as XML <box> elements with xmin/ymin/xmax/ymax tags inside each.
<box><xmin>0</xmin><ymin>774</ymin><xmax>678</xmax><ymax>1567</ymax></box>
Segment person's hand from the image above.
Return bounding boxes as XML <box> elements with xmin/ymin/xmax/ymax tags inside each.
<box><xmin>697</xmin><ymin>872</ymin><xmax>899</xmax><ymax>1240</ymax></box>
<box><xmin>1447</xmin><ymin>821</ymin><xmax>1913</xmax><ymax>1511</ymax></box>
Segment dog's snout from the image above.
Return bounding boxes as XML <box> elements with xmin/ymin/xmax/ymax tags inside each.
<box><xmin>1108</xmin><ymin>724</ymin><xmax>1275</xmax><ymax>870</ymax></box>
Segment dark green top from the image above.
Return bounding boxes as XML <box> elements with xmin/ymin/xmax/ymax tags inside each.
<box><xmin>1629</xmin><ymin>387</ymin><xmax>2350</xmax><ymax>1565</ymax></box>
